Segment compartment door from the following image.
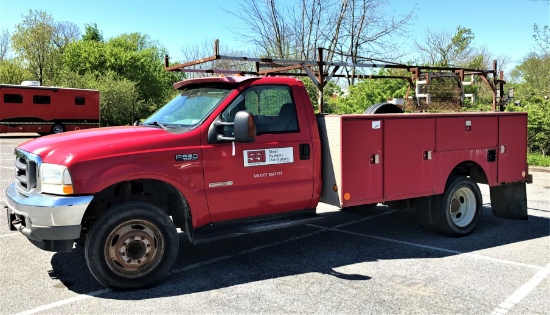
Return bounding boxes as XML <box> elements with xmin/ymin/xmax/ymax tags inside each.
<box><xmin>498</xmin><ymin>115</ymin><xmax>528</xmax><ymax>183</ymax></box>
<box><xmin>384</xmin><ymin>117</ymin><xmax>435</xmax><ymax>200</ymax></box>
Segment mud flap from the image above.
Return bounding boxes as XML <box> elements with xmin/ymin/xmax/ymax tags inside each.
<box><xmin>490</xmin><ymin>182</ymin><xmax>528</xmax><ymax>220</ymax></box>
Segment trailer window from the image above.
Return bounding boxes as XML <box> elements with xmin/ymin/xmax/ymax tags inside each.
<box><xmin>33</xmin><ymin>95</ymin><xmax>50</xmax><ymax>105</ymax></box>
<box><xmin>75</xmin><ymin>96</ymin><xmax>85</xmax><ymax>105</ymax></box>
<box><xmin>4</xmin><ymin>94</ymin><xmax>23</xmax><ymax>103</ymax></box>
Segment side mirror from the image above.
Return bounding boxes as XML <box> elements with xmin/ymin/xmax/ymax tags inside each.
<box><xmin>234</xmin><ymin>111</ymin><xmax>256</xmax><ymax>143</ymax></box>
<box><xmin>208</xmin><ymin>110</ymin><xmax>256</xmax><ymax>143</ymax></box>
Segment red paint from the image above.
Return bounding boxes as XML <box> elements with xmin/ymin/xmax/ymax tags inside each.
<box><xmin>12</xmin><ymin>76</ymin><xmax>529</xmax><ymax>230</ymax></box>
<box><xmin>0</xmin><ymin>84</ymin><xmax>99</xmax><ymax>134</ymax></box>
<box><xmin>498</xmin><ymin>115</ymin><xmax>528</xmax><ymax>183</ymax></box>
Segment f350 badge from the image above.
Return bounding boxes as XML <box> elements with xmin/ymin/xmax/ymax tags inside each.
<box><xmin>175</xmin><ymin>154</ymin><xmax>198</xmax><ymax>161</ymax></box>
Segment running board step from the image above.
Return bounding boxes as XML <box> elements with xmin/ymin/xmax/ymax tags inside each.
<box><xmin>192</xmin><ymin>210</ymin><xmax>324</xmax><ymax>244</ymax></box>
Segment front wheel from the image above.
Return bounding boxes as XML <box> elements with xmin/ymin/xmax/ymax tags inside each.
<box><xmin>432</xmin><ymin>176</ymin><xmax>482</xmax><ymax>236</ymax></box>
<box><xmin>84</xmin><ymin>202</ymin><xmax>179</xmax><ymax>290</ymax></box>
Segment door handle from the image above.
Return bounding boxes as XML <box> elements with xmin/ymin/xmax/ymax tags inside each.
<box><xmin>299</xmin><ymin>144</ymin><xmax>310</xmax><ymax>160</ymax></box>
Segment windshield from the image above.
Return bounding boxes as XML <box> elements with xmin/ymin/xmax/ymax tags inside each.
<box><xmin>143</xmin><ymin>87</ymin><xmax>232</xmax><ymax>129</ymax></box>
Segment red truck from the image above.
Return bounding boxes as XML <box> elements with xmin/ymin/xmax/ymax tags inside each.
<box><xmin>5</xmin><ymin>74</ymin><xmax>529</xmax><ymax>290</ymax></box>
<box><xmin>0</xmin><ymin>82</ymin><xmax>100</xmax><ymax>134</ymax></box>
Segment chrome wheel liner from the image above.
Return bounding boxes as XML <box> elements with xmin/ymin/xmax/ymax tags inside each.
<box><xmin>104</xmin><ymin>219</ymin><xmax>165</xmax><ymax>278</ymax></box>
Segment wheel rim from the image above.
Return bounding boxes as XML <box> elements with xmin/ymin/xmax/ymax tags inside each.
<box><xmin>53</xmin><ymin>125</ymin><xmax>64</xmax><ymax>133</ymax></box>
<box><xmin>449</xmin><ymin>187</ymin><xmax>476</xmax><ymax>227</ymax></box>
<box><xmin>104</xmin><ymin>220</ymin><xmax>165</xmax><ymax>278</ymax></box>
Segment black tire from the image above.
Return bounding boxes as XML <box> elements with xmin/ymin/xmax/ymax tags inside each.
<box><xmin>342</xmin><ymin>203</ymin><xmax>377</xmax><ymax>213</ymax></box>
<box><xmin>431</xmin><ymin>176</ymin><xmax>482</xmax><ymax>236</ymax></box>
<box><xmin>363</xmin><ymin>103</ymin><xmax>404</xmax><ymax>114</ymax></box>
<box><xmin>52</xmin><ymin>123</ymin><xmax>65</xmax><ymax>134</ymax></box>
<box><xmin>84</xmin><ymin>202</ymin><xmax>179</xmax><ymax>290</ymax></box>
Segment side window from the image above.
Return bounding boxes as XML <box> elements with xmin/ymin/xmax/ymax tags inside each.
<box><xmin>4</xmin><ymin>94</ymin><xmax>23</xmax><ymax>103</ymax></box>
<box><xmin>222</xmin><ymin>85</ymin><xmax>299</xmax><ymax>136</ymax></box>
<box><xmin>33</xmin><ymin>95</ymin><xmax>50</xmax><ymax>105</ymax></box>
<box><xmin>75</xmin><ymin>96</ymin><xmax>86</xmax><ymax>105</ymax></box>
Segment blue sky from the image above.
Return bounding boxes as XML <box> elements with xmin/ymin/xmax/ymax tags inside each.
<box><xmin>0</xmin><ymin>0</ymin><xmax>549</xmax><ymax>73</ymax></box>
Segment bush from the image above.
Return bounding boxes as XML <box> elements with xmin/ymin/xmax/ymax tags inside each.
<box><xmin>528</xmin><ymin>153</ymin><xmax>550</xmax><ymax>167</ymax></box>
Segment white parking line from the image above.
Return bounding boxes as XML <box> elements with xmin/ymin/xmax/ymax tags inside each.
<box><xmin>15</xmin><ymin>210</ymin><xmax>395</xmax><ymax>314</ymax></box>
<box><xmin>0</xmin><ymin>233</ymin><xmax>18</xmax><ymax>238</ymax></box>
<box><xmin>491</xmin><ymin>262</ymin><xmax>550</xmax><ymax>315</ymax></box>
<box><xmin>331</xmin><ymin>228</ymin><xmax>543</xmax><ymax>270</ymax></box>
<box><xmin>16</xmin><ymin>289</ymin><xmax>111</xmax><ymax>315</ymax></box>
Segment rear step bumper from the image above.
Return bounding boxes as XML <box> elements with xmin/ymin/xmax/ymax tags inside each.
<box><xmin>192</xmin><ymin>210</ymin><xmax>324</xmax><ymax>244</ymax></box>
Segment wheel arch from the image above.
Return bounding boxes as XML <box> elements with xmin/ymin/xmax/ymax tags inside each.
<box><xmin>446</xmin><ymin>160</ymin><xmax>489</xmax><ymax>186</ymax></box>
<box><xmin>82</xmin><ymin>179</ymin><xmax>190</xmax><ymax>236</ymax></box>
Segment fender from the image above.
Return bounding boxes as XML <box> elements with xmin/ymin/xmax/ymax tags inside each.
<box><xmin>434</xmin><ymin>151</ymin><xmax>498</xmax><ymax>194</ymax></box>
<box><xmin>70</xmin><ymin>150</ymin><xmax>211</xmax><ymax>228</ymax></box>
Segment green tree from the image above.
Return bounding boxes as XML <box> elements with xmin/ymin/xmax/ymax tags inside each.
<box><xmin>511</xmin><ymin>53</ymin><xmax>550</xmax><ymax>96</ymax></box>
<box><xmin>302</xmin><ymin>77</ymin><xmax>341</xmax><ymax>113</ymax></box>
<box><xmin>533</xmin><ymin>24</ymin><xmax>549</xmax><ymax>54</ymax></box>
<box><xmin>82</xmin><ymin>23</ymin><xmax>103</xmax><ymax>42</ymax></box>
<box><xmin>334</xmin><ymin>69</ymin><xmax>409</xmax><ymax>114</ymax></box>
<box><xmin>63</xmin><ymin>32</ymin><xmax>182</xmax><ymax>115</ymax></box>
<box><xmin>53</xmin><ymin>69</ymin><xmax>140</xmax><ymax>126</ymax></box>
<box><xmin>11</xmin><ymin>10</ymin><xmax>79</xmax><ymax>85</ymax></box>
<box><xmin>415</xmin><ymin>26</ymin><xmax>475</xmax><ymax>67</ymax></box>
<box><xmin>508</xmin><ymin>26</ymin><xmax>550</xmax><ymax>155</ymax></box>
<box><xmin>0</xmin><ymin>29</ymin><xmax>9</xmax><ymax>61</ymax></box>
<box><xmin>0</xmin><ymin>59</ymin><xmax>33</xmax><ymax>84</ymax></box>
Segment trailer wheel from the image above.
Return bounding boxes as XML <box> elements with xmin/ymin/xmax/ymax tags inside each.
<box><xmin>432</xmin><ymin>176</ymin><xmax>482</xmax><ymax>236</ymax></box>
<box><xmin>84</xmin><ymin>202</ymin><xmax>179</xmax><ymax>290</ymax></box>
<box><xmin>52</xmin><ymin>123</ymin><xmax>65</xmax><ymax>134</ymax></box>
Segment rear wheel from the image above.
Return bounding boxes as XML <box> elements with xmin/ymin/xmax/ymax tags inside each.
<box><xmin>84</xmin><ymin>202</ymin><xmax>179</xmax><ymax>290</ymax></box>
<box><xmin>432</xmin><ymin>176</ymin><xmax>482</xmax><ymax>236</ymax></box>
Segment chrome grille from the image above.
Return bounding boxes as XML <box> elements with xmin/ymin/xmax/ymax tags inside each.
<box><xmin>14</xmin><ymin>149</ymin><xmax>40</xmax><ymax>195</ymax></box>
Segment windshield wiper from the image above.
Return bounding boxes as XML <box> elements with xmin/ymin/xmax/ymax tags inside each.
<box><xmin>145</xmin><ymin>121</ymin><xmax>168</xmax><ymax>130</ymax></box>
<box><xmin>147</xmin><ymin>121</ymin><xmax>166</xmax><ymax>129</ymax></box>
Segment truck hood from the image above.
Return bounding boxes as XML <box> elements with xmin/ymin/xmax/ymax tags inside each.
<box><xmin>18</xmin><ymin>126</ymin><xmax>193</xmax><ymax>165</ymax></box>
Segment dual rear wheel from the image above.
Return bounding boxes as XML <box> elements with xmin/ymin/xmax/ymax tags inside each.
<box><xmin>415</xmin><ymin>176</ymin><xmax>482</xmax><ymax>236</ymax></box>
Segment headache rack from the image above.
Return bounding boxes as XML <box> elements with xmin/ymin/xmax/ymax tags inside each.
<box><xmin>164</xmin><ymin>40</ymin><xmax>509</xmax><ymax>113</ymax></box>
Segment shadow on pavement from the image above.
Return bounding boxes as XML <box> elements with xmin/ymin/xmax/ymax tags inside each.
<box><xmin>50</xmin><ymin>205</ymin><xmax>549</xmax><ymax>298</ymax></box>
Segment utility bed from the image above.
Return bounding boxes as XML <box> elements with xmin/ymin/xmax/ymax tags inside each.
<box><xmin>317</xmin><ymin>112</ymin><xmax>528</xmax><ymax>208</ymax></box>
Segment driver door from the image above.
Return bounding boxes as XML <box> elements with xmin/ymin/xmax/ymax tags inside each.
<box><xmin>202</xmin><ymin>84</ymin><xmax>314</xmax><ymax>222</ymax></box>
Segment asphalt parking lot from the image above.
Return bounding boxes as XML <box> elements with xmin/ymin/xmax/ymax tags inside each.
<box><xmin>0</xmin><ymin>133</ymin><xmax>548</xmax><ymax>314</ymax></box>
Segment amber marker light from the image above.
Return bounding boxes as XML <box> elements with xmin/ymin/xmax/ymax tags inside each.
<box><xmin>344</xmin><ymin>193</ymin><xmax>351</xmax><ymax>200</ymax></box>
<box><xmin>333</xmin><ymin>184</ymin><xmax>338</xmax><ymax>192</ymax></box>
<box><xmin>62</xmin><ymin>185</ymin><xmax>74</xmax><ymax>194</ymax></box>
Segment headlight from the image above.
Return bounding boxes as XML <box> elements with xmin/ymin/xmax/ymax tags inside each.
<box><xmin>40</xmin><ymin>163</ymin><xmax>74</xmax><ymax>195</ymax></box>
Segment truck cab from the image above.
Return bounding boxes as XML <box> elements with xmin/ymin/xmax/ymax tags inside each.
<box><xmin>5</xmin><ymin>76</ymin><xmax>324</xmax><ymax>290</ymax></box>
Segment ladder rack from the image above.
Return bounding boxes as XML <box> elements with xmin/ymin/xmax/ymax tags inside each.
<box><xmin>165</xmin><ymin>41</ymin><xmax>507</xmax><ymax>112</ymax></box>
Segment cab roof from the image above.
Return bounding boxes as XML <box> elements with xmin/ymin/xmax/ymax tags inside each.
<box><xmin>172</xmin><ymin>76</ymin><xmax>259</xmax><ymax>90</ymax></box>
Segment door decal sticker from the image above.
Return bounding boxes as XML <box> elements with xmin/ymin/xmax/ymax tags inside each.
<box><xmin>244</xmin><ymin>147</ymin><xmax>294</xmax><ymax>167</ymax></box>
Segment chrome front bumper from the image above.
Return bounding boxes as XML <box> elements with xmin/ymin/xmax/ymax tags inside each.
<box><xmin>5</xmin><ymin>182</ymin><xmax>93</xmax><ymax>251</ymax></box>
